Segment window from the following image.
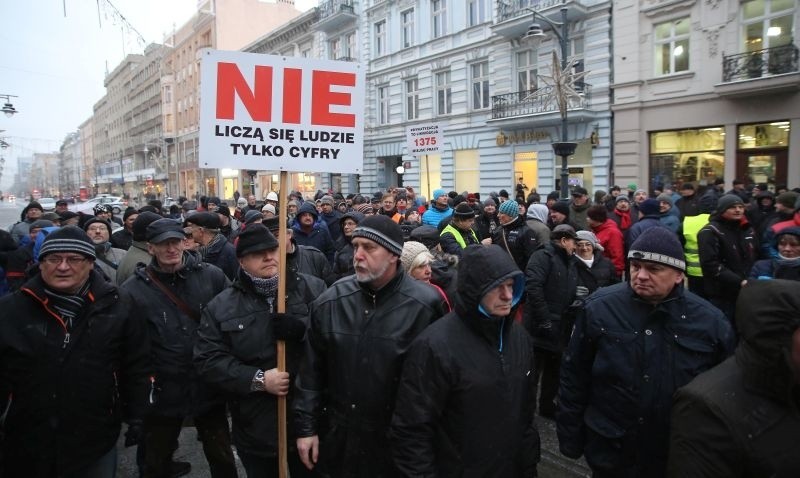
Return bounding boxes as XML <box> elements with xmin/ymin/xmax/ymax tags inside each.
<box><xmin>454</xmin><ymin>150</ymin><xmax>480</xmax><ymax>193</ymax></box>
<box><xmin>468</xmin><ymin>0</ymin><xmax>487</xmax><ymax>26</ymax></box>
<box><xmin>378</xmin><ymin>85</ymin><xmax>390</xmax><ymax>125</ymax></box>
<box><xmin>742</xmin><ymin>0</ymin><xmax>794</xmax><ymax>51</ymax></box>
<box><xmin>516</xmin><ymin>50</ymin><xmax>538</xmax><ymax>93</ymax></box>
<box><xmin>432</xmin><ymin>0</ymin><xmax>447</xmax><ymax>38</ymax></box>
<box><xmin>654</xmin><ymin>17</ymin><xmax>690</xmax><ymax>75</ymax></box>
<box><xmin>401</xmin><ymin>9</ymin><xmax>415</xmax><ymax>48</ymax></box>
<box><xmin>375</xmin><ymin>20</ymin><xmax>387</xmax><ymax>56</ymax></box>
<box><xmin>649</xmin><ymin>128</ymin><xmax>725</xmax><ymax>191</ymax></box>
<box><xmin>405</xmin><ymin>78</ymin><xmax>419</xmax><ymax>120</ymax></box>
<box><xmin>435</xmin><ymin>70</ymin><xmax>452</xmax><ymax>115</ymax></box>
<box><xmin>345</xmin><ymin>32</ymin><xmax>357</xmax><ymax>59</ymax></box>
<box><xmin>471</xmin><ymin>61</ymin><xmax>490</xmax><ymax>110</ymax></box>
<box><xmin>330</xmin><ymin>38</ymin><xmax>342</xmax><ymax>60</ymax></box>
<box><xmin>571</xmin><ymin>36</ymin><xmax>585</xmax><ymax>75</ymax></box>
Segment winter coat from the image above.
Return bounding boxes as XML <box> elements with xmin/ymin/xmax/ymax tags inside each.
<box><xmin>390</xmin><ymin>245</ymin><xmax>539</xmax><ymax>477</ymax></box>
<box><xmin>525</xmin><ymin>204</ymin><xmax>551</xmax><ymax>245</ymax></box>
<box><xmin>569</xmin><ymin>201</ymin><xmax>591</xmax><ymax>231</ymax></box>
<box><xmin>439</xmin><ymin>223</ymin><xmax>479</xmax><ymax>258</ymax></box>
<box><xmin>321</xmin><ymin>209</ymin><xmax>344</xmax><ymax>243</ymax></box>
<box><xmin>524</xmin><ymin>243</ymin><xmax>577</xmax><ymax>351</ymax></box>
<box><xmin>761</xmin><ymin>210</ymin><xmax>800</xmax><ymax>259</ymax></box>
<box><xmin>119</xmin><ymin>253</ymin><xmax>230</xmax><ymax>417</ymax></box>
<box><xmin>668</xmin><ymin>280</ymin><xmax>800</xmax><ymax>477</ymax></box>
<box><xmin>292</xmin><ymin>221</ymin><xmax>336</xmax><ymax>264</ymax></box>
<box><xmin>202</xmin><ymin>233</ymin><xmax>239</xmax><ymax>280</ymax></box>
<box><xmin>293</xmin><ymin>269</ymin><xmax>446</xmax><ymax>477</ymax></box>
<box><xmin>574</xmin><ymin>252</ymin><xmax>619</xmax><ymax>294</ymax></box>
<box><xmin>421</xmin><ymin>204</ymin><xmax>453</xmax><ymax>227</ymax></box>
<box><xmin>659</xmin><ymin>211</ymin><xmax>681</xmax><ymax>234</ymax></box>
<box><xmin>94</xmin><ymin>244</ymin><xmax>127</xmax><ymax>284</ymax></box>
<box><xmin>699</xmin><ymin>187</ymin><xmax>722</xmax><ymax>215</ymax></box>
<box><xmin>675</xmin><ymin>194</ymin><xmax>701</xmax><ymax>219</ymax></box>
<box><xmin>592</xmin><ymin>219</ymin><xmax>625</xmax><ymax>278</ymax></box>
<box><xmin>557</xmin><ymin>282</ymin><xmax>734</xmax><ymax>478</ymax></box>
<box><xmin>332</xmin><ymin>211</ymin><xmax>364</xmax><ymax>281</ymax></box>
<box><xmin>0</xmin><ymin>242</ymin><xmax>34</xmax><ymax>292</ymax></box>
<box><xmin>626</xmin><ymin>215</ymin><xmax>664</xmax><ymax>251</ymax></box>
<box><xmin>289</xmin><ymin>242</ymin><xmax>335</xmax><ymax>286</ymax></box>
<box><xmin>194</xmin><ymin>269</ymin><xmax>325</xmax><ymax>458</ymax></box>
<box><xmin>0</xmin><ymin>269</ymin><xmax>149</xmax><ymax>477</ymax></box>
<box><xmin>110</xmin><ymin>227</ymin><xmax>134</xmax><ymax>251</ymax></box>
<box><xmin>475</xmin><ymin>210</ymin><xmax>499</xmax><ymax>241</ymax></box>
<box><xmin>697</xmin><ymin>216</ymin><xmax>758</xmax><ymax>301</ymax></box>
<box><xmin>492</xmin><ymin>214</ymin><xmax>542</xmax><ymax>271</ymax></box>
<box><xmin>116</xmin><ymin>240</ymin><xmax>152</xmax><ymax>285</ymax></box>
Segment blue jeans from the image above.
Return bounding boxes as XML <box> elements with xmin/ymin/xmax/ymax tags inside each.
<box><xmin>63</xmin><ymin>445</ymin><xmax>117</xmax><ymax>478</ymax></box>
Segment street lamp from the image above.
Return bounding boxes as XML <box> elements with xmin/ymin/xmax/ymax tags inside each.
<box><xmin>0</xmin><ymin>94</ymin><xmax>18</xmax><ymax>117</ymax></box>
<box><xmin>523</xmin><ymin>6</ymin><xmax>577</xmax><ymax>200</ymax></box>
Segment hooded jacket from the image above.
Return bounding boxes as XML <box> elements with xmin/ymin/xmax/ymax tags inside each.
<box><xmin>0</xmin><ymin>269</ymin><xmax>149</xmax><ymax>477</ymax></box>
<box><xmin>292</xmin><ymin>202</ymin><xmax>336</xmax><ymax>264</ymax></box>
<box><xmin>194</xmin><ymin>268</ymin><xmax>325</xmax><ymax>458</ymax></box>
<box><xmin>293</xmin><ymin>267</ymin><xmax>445</xmax><ymax>477</ymax></box>
<box><xmin>668</xmin><ymin>280</ymin><xmax>800</xmax><ymax>477</ymax></box>
<box><xmin>333</xmin><ymin>211</ymin><xmax>364</xmax><ymax>280</ymax></box>
<box><xmin>525</xmin><ymin>204</ymin><xmax>551</xmax><ymax>246</ymax></box>
<box><xmin>391</xmin><ymin>245</ymin><xmax>539</xmax><ymax>477</ymax></box>
<box><xmin>697</xmin><ymin>215</ymin><xmax>758</xmax><ymax>300</ymax></box>
<box><xmin>592</xmin><ymin>218</ymin><xmax>625</xmax><ymax>278</ymax></box>
<box><xmin>119</xmin><ymin>252</ymin><xmax>230</xmax><ymax>417</ymax></box>
<box><xmin>524</xmin><ymin>242</ymin><xmax>577</xmax><ymax>351</ymax></box>
<box><xmin>492</xmin><ymin>213</ymin><xmax>541</xmax><ymax>271</ymax></box>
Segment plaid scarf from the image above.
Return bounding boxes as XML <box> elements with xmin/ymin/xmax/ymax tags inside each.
<box><xmin>198</xmin><ymin>233</ymin><xmax>225</xmax><ymax>259</ymax></box>
<box><xmin>243</xmin><ymin>269</ymin><xmax>279</xmax><ymax>301</ymax></box>
<box><xmin>43</xmin><ymin>279</ymin><xmax>92</xmax><ymax>331</ymax></box>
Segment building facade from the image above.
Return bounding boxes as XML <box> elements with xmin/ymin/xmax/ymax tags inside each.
<box><xmin>612</xmin><ymin>0</ymin><xmax>800</xmax><ymax>193</ymax></box>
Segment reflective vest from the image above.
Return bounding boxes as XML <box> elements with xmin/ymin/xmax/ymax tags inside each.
<box><xmin>683</xmin><ymin>214</ymin><xmax>710</xmax><ymax>277</ymax></box>
<box><xmin>441</xmin><ymin>223</ymin><xmax>478</xmax><ymax>249</ymax></box>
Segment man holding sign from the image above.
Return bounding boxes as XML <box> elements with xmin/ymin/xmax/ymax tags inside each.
<box><xmin>293</xmin><ymin>215</ymin><xmax>446</xmax><ymax>476</ymax></box>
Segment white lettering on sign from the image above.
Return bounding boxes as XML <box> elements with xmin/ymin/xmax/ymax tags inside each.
<box><xmin>406</xmin><ymin>123</ymin><xmax>444</xmax><ymax>156</ymax></box>
<box><xmin>200</xmin><ymin>50</ymin><xmax>365</xmax><ymax>174</ymax></box>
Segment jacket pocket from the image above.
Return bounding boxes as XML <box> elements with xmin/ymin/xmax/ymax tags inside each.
<box><xmin>593</xmin><ymin>329</ymin><xmax>639</xmax><ymax>391</ymax></box>
<box><xmin>219</xmin><ymin>313</ymin><xmax>265</xmax><ymax>363</ymax></box>
<box><xmin>583</xmin><ymin>407</ymin><xmax>627</xmax><ymax>471</ymax></box>
<box><xmin>673</xmin><ymin>335</ymin><xmax>717</xmax><ymax>381</ymax></box>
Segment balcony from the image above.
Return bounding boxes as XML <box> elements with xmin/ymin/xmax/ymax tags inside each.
<box><xmin>487</xmin><ymin>83</ymin><xmax>594</xmax><ymax>127</ymax></box>
<box><xmin>715</xmin><ymin>44</ymin><xmax>800</xmax><ymax>97</ymax></box>
<box><xmin>316</xmin><ymin>0</ymin><xmax>358</xmax><ymax>33</ymax></box>
<box><xmin>493</xmin><ymin>0</ymin><xmax>588</xmax><ymax>40</ymax></box>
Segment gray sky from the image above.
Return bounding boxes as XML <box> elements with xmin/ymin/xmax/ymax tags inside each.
<box><xmin>0</xmin><ymin>0</ymin><xmax>313</xmax><ymax>191</ymax></box>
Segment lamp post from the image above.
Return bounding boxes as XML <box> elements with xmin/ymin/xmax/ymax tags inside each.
<box><xmin>524</xmin><ymin>6</ymin><xmax>576</xmax><ymax>200</ymax></box>
<box><xmin>0</xmin><ymin>94</ymin><xmax>18</xmax><ymax>117</ymax></box>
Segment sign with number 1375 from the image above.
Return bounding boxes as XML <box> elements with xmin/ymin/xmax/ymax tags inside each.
<box><xmin>406</xmin><ymin>123</ymin><xmax>444</xmax><ymax>156</ymax></box>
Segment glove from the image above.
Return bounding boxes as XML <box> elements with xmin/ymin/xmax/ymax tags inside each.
<box><xmin>272</xmin><ymin>313</ymin><xmax>307</xmax><ymax>342</ymax></box>
<box><xmin>124</xmin><ymin>420</ymin><xmax>143</xmax><ymax>447</ymax></box>
<box><xmin>575</xmin><ymin>286</ymin><xmax>589</xmax><ymax>299</ymax></box>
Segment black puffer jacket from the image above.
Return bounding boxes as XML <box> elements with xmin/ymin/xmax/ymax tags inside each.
<box><xmin>194</xmin><ymin>269</ymin><xmax>325</xmax><ymax>458</ymax></box>
<box><xmin>332</xmin><ymin>211</ymin><xmax>364</xmax><ymax>281</ymax></box>
<box><xmin>524</xmin><ymin>243</ymin><xmax>577</xmax><ymax>351</ymax></box>
<box><xmin>574</xmin><ymin>252</ymin><xmax>619</xmax><ymax>294</ymax></box>
<box><xmin>668</xmin><ymin>280</ymin><xmax>800</xmax><ymax>477</ymax></box>
<box><xmin>202</xmin><ymin>233</ymin><xmax>239</xmax><ymax>280</ymax></box>
<box><xmin>293</xmin><ymin>268</ymin><xmax>446</xmax><ymax>477</ymax></box>
<box><xmin>0</xmin><ymin>269</ymin><xmax>149</xmax><ymax>477</ymax></box>
<box><xmin>120</xmin><ymin>252</ymin><xmax>230</xmax><ymax>417</ymax></box>
<box><xmin>391</xmin><ymin>245</ymin><xmax>539</xmax><ymax>477</ymax></box>
<box><xmin>492</xmin><ymin>214</ymin><xmax>542</xmax><ymax>271</ymax></box>
<box><xmin>289</xmin><ymin>242</ymin><xmax>335</xmax><ymax>286</ymax></box>
<box><xmin>698</xmin><ymin>216</ymin><xmax>757</xmax><ymax>300</ymax></box>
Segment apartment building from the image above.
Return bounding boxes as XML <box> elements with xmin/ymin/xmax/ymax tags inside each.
<box><xmin>612</xmin><ymin>0</ymin><xmax>800</xmax><ymax>192</ymax></box>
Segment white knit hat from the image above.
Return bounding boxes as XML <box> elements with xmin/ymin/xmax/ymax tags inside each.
<box><xmin>400</xmin><ymin>241</ymin><xmax>431</xmax><ymax>272</ymax></box>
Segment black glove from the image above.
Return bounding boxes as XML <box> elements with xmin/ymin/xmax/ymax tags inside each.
<box><xmin>272</xmin><ymin>313</ymin><xmax>306</xmax><ymax>342</ymax></box>
<box><xmin>124</xmin><ymin>420</ymin><xmax>143</xmax><ymax>447</ymax></box>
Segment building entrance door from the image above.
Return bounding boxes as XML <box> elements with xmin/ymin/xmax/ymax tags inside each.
<box><xmin>736</xmin><ymin>148</ymin><xmax>787</xmax><ymax>190</ymax></box>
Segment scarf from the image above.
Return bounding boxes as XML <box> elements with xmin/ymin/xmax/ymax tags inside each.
<box><xmin>614</xmin><ymin>208</ymin><xmax>631</xmax><ymax>230</ymax></box>
<box><xmin>44</xmin><ymin>279</ymin><xmax>92</xmax><ymax>331</ymax></box>
<box><xmin>244</xmin><ymin>269</ymin><xmax>279</xmax><ymax>300</ymax></box>
<box><xmin>198</xmin><ymin>233</ymin><xmax>225</xmax><ymax>259</ymax></box>
<box><xmin>577</xmin><ymin>255</ymin><xmax>594</xmax><ymax>268</ymax></box>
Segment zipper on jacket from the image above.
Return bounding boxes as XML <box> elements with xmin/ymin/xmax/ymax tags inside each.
<box><xmin>498</xmin><ymin>318</ymin><xmax>507</xmax><ymax>372</ymax></box>
<box><xmin>162</xmin><ymin>312</ymin><xmax>167</xmax><ymax>325</ymax></box>
<box><xmin>63</xmin><ymin>333</ymin><xmax>70</xmax><ymax>349</ymax></box>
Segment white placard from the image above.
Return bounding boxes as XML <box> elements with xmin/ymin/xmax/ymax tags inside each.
<box><xmin>406</xmin><ymin>123</ymin><xmax>444</xmax><ymax>156</ymax></box>
<box><xmin>200</xmin><ymin>50</ymin><xmax>365</xmax><ymax>173</ymax></box>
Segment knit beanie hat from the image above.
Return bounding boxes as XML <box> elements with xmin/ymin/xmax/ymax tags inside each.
<box><xmin>217</xmin><ymin>205</ymin><xmax>231</xmax><ymax>218</ymax></box>
<box><xmin>453</xmin><ymin>202</ymin><xmax>476</xmax><ymax>219</ymax></box>
<box><xmin>432</xmin><ymin>189</ymin><xmax>447</xmax><ymax>201</ymax></box>
<box><xmin>39</xmin><ymin>225</ymin><xmax>97</xmax><ymax>260</ymax></box>
<box><xmin>656</xmin><ymin>193</ymin><xmax>673</xmax><ymax>205</ymax></box>
<box><xmin>123</xmin><ymin>207</ymin><xmax>138</xmax><ymax>222</ymax></box>
<box><xmin>550</xmin><ymin>200</ymin><xmax>570</xmax><ymax>217</ymax></box>
<box><xmin>244</xmin><ymin>209</ymin><xmax>263</xmax><ymax>225</ymax></box>
<box><xmin>715</xmin><ymin>194</ymin><xmax>744</xmax><ymax>215</ymax></box>
<box><xmin>84</xmin><ymin>217</ymin><xmax>113</xmax><ymax>237</ymax></box>
<box><xmin>320</xmin><ymin>195</ymin><xmax>335</xmax><ymax>207</ymax></box>
<box><xmin>132</xmin><ymin>211</ymin><xmax>163</xmax><ymax>241</ymax></box>
<box><xmin>400</xmin><ymin>241</ymin><xmax>432</xmax><ymax>273</ymax></box>
<box><xmin>236</xmin><ymin>224</ymin><xmax>279</xmax><ymax>257</ymax></box>
<box><xmin>634</xmin><ymin>189</ymin><xmax>648</xmax><ymax>198</ymax></box>
<box><xmin>352</xmin><ymin>214</ymin><xmax>404</xmax><ymax>256</ymax></box>
<box><xmin>30</xmin><ymin>219</ymin><xmax>55</xmax><ymax>230</ymax></box>
<box><xmin>484</xmin><ymin>197</ymin><xmax>498</xmax><ymax>208</ymax></box>
<box><xmin>627</xmin><ymin>183</ymin><xmax>638</xmax><ymax>191</ymax></box>
<box><xmin>26</xmin><ymin>201</ymin><xmax>43</xmax><ymax>212</ymax></box>
<box><xmin>776</xmin><ymin>192</ymin><xmax>799</xmax><ymax>210</ymax></box>
<box><xmin>237</xmin><ymin>197</ymin><xmax>247</xmax><ymax>207</ymax></box>
<box><xmin>576</xmin><ymin>230</ymin><xmax>604</xmax><ymax>251</ymax></box>
<box><xmin>628</xmin><ymin>226</ymin><xmax>686</xmax><ymax>271</ymax></box>
<box><xmin>616</xmin><ymin>195</ymin><xmax>631</xmax><ymax>204</ymax></box>
<box><xmin>261</xmin><ymin>204</ymin><xmax>276</xmax><ymax>215</ymax></box>
<box><xmin>498</xmin><ymin>199</ymin><xmax>519</xmax><ymax>217</ymax></box>
<box><xmin>499</xmin><ymin>189</ymin><xmax>510</xmax><ymax>199</ymax></box>
<box><xmin>638</xmin><ymin>198</ymin><xmax>660</xmax><ymax>216</ymax></box>
<box><xmin>353</xmin><ymin>203</ymin><xmax>374</xmax><ymax>215</ymax></box>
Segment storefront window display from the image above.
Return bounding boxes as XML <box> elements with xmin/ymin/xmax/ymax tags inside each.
<box><xmin>649</xmin><ymin>128</ymin><xmax>725</xmax><ymax>190</ymax></box>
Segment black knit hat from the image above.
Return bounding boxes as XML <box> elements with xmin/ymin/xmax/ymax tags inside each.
<box><xmin>39</xmin><ymin>225</ymin><xmax>97</xmax><ymax>260</ymax></box>
<box><xmin>715</xmin><ymin>194</ymin><xmax>744</xmax><ymax>215</ymax></box>
<box><xmin>638</xmin><ymin>198</ymin><xmax>660</xmax><ymax>216</ymax></box>
<box><xmin>236</xmin><ymin>224</ymin><xmax>279</xmax><ymax>257</ymax></box>
<box><xmin>550</xmin><ymin>200</ymin><xmax>570</xmax><ymax>216</ymax></box>
<box><xmin>26</xmin><ymin>201</ymin><xmax>43</xmax><ymax>212</ymax></box>
<box><xmin>123</xmin><ymin>207</ymin><xmax>138</xmax><ymax>222</ymax></box>
<box><xmin>628</xmin><ymin>226</ymin><xmax>686</xmax><ymax>271</ymax></box>
<box><xmin>217</xmin><ymin>205</ymin><xmax>231</xmax><ymax>218</ymax></box>
<box><xmin>453</xmin><ymin>202</ymin><xmax>476</xmax><ymax>219</ymax></box>
<box><xmin>352</xmin><ymin>214</ymin><xmax>404</xmax><ymax>256</ymax></box>
<box><xmin>84</xmin><ymin>217</ymin><xmax>113</xmax><ymax>237</ymax></box>
<box><xmin>132</xmin><ymin>211</ymin><xmax>163</xmax><ymax>241</ymax></box>
<box><xmin>243</xmin><ymin>209</ymin><xmax>263</xmax><ymax>225</ymax></box>
<box><xmin>146</xmin><ymin>218</ymin><xmax>185</xmax><ymax>244</ymax></box>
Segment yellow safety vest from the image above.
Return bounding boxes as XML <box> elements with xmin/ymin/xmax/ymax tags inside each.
<box><xmin>441</xmin><ymin>223</ymin><xmax>478</xmax><ymax>249</ymax></box>
<box><xmin>683</xmin><ymin>214</ymin><xmax>710</xmax><ymax>277</ymax></box>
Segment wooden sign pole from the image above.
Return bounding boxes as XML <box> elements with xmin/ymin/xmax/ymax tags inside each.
<box><xmin>277</xmin><ymin>170</ymin><xmax>289</xmax><ymax>478</ymax></box>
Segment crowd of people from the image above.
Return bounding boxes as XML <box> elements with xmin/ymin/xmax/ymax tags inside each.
<box><xmin>0</xmin><ymin>180</ymin><xmax>798</xmax><ymax>478</ymax></box>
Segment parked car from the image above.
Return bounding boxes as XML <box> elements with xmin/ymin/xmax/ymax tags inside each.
<box><xmin>38</xmin><ymin>197</ymin><xmax>57</xmax><ymax>211</ymax></box>
<box><xmin>70</xmin><ymin>195</ymin><xmax>128</xmax><ymax>215</ymax></box>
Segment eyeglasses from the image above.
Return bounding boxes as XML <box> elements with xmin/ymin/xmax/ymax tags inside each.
<box><xmin>42</xmin><ymin>255</ymin><xmax>89</xmax><ymax>266</ymax></box>
<box><xmin>86</xmin><ymin>225</ymin><xmax>108</xmax><ymax>232</ymax></box>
